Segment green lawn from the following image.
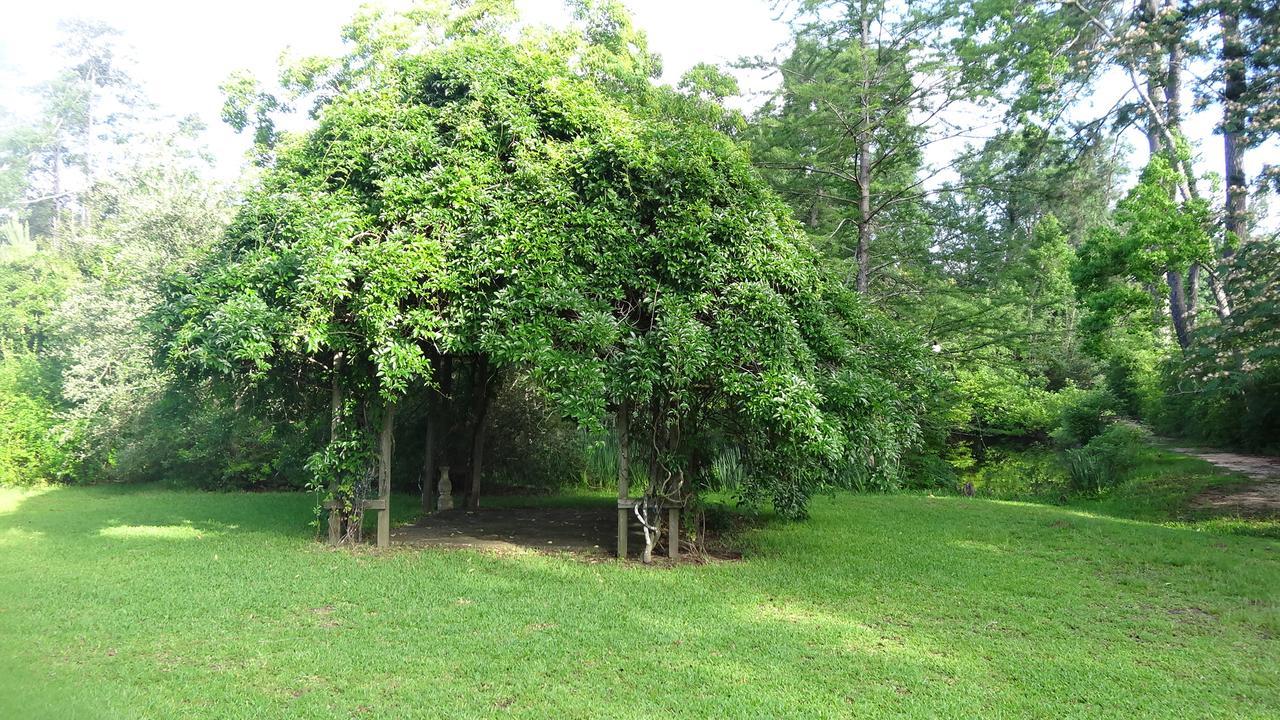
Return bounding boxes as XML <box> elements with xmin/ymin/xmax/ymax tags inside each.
<box><xmin>1</xmin><ymin>484</ymin><xmax>1277</xmax><ymax>719</ymax></box>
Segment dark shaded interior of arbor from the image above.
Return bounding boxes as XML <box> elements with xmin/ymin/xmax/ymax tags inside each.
<box><xmin>338</xmin><ymin>355</ymin><xmax>698</xmax><ymax>562</ymax></box>
<box><xmin>391</xmin><ymin>366</ymin><xmax>598</xmax><ymax>504</ymax></box>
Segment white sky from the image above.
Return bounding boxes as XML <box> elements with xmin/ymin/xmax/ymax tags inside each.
<box><xmin>0</xmin><ymin>0</ymin><xmax>1269</xmax><ymax>224</ymax></box>
<box><xmin>0</xmin><ymin>0</ymin><xmax>789</xmax><ymax>178</ymax></box>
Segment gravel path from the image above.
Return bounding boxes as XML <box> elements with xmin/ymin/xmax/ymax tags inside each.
<box><xmin>1171</xmin><ymin>447</ymin><xmax>1280</xmax><ymax>516</ymax></box>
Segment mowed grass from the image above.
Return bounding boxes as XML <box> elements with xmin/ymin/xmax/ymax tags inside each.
<box><xmin>1</xmin><ymin>485</ymin><xmax>1278</xmax><ymax>719</ymax></box>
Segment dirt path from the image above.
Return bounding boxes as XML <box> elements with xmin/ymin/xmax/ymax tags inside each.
<box><xmin>1170</xmin><ymin>446</ymin><xmax>1280</xmax><ymax>516</ymax></box>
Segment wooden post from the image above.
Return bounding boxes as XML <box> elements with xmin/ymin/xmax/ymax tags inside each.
<box><xmin>668</xmin><ymin>506</ymin><xmax>679</xmax><ymax>560</ymax></box>
<box><xmin>616</xmin><ymin>508</ymin><xmax>629</xmax><ymax>560</ymax></box>
<box><xmin>616</xmin><ymin>402</ymin><xmax>629</xmax><ymax>560</ymax></box>
<box><xmin>377</xmin><ymin>402</ymin><xmax>396</xmax><ymax>549</ymax></box>
<box><xmin>328</xmin><ymin>353</ymin><xmax>344</xmax><ymax>545</ymax></box>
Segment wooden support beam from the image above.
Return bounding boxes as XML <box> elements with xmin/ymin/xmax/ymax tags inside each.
<box><xmin>328</xmin><ymin>353</ymin><xmax>344</xmax><ymax>545</ymax></box>
<box><xmin>616</xmin><ymin>402</ymin><xmax>629</xmax><ymax>560</ymax></box>
<box><xmin>326</xmin><ymin>501</ymin><xmax>341</xmax><ymax>545</ymax></box>
<box><xmin>377</xmin><ymin>403</ymin><xmax>395</xmax><ymax>549</ymax></box>
<box><xmin>617</xmin><ymin>508</ymin><xmax>628</xmax><ymax>560</ymax></box>
<box><xmin>668</xmin><ymin>507</ymin><xmax>679</xmax><ymax>560</ymax></box>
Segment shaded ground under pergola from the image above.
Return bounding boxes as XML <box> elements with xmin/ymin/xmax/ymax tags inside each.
<box><xmin>391</xmin><ymin>505</ymin><xmax>656</xmax><ymax>558</ymax></box>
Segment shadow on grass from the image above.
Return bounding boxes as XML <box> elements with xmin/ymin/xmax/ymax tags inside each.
<box><xmin>0</xmin><ymin>484</ymin><xmax>320</xmax><ymax>544</ymax></box>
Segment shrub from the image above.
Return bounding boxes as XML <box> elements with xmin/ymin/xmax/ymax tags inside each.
<box><xmin>1052</xmin><ymin>388</ymin><xmax>1118</xmax><ymax>448</ymax></box>
<box><xmin>949</xmin><ymin>365</ymin><xmax>1061</xmax><ymax>438</ymax></box>
<box><xmin>1103</xmin><ymin>349</ymin><xmax>1161</xmax><ymax>419</ymax></box>
<box><xmin>707</xmin><ymin>446</ymin><xmax>747</xmax><ymax>492</ymax></box>
<box><xmin>1063</xmin><ymin>421</ymin><xmax>1151</xmax><ymax>494</ymax></box>
<box><xmin>1147</xmin><ymin>239</ymin><xmax>1280</xmax><ymax>453</ymax></box>
<box><xmin>0</xmin><ymin>356</ymin><xmax>67</xmax><ymax>485</ymax></box>
<box><xmin>1154</xmin><ymin>355</ymin><xmax>1280</xmax><ymax>455</ymax></box>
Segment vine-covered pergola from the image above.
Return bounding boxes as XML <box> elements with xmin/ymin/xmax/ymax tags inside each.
<box><xmin>162</xmin><ymin>3</ymin><xmax>930</xmax><ymax>558</ymax></box>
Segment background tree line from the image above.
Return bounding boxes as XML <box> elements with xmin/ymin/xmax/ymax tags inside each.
<box><xmin>0</xmin><ymin>0</ymin><xmax>1275</xmax><ymax>518</ymax></box>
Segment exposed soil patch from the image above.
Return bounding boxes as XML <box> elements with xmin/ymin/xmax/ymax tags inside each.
<box><xmin>391</xmin><ymin>505</ymin><xmax>745</xmax><ymax>561</ymax></box>
<box><xmin>1173</xmin><ymin>449</ymin><xmax>1280</xmax><ymax>480</ymax></box>
<box><xmin>1173</xmin><ymin>447</ymin><xmax>1280</xmax><ymax>516</ymax></box>
<box><xmin>1192</xmin><ymin>483</ymin><xmax>1280</xmax><ymax>516</ymax></box>
<box><xmin>392</xmin><ymin>507</ymin><xmax>624</xmax><ymax>556</ymax></box>
<box><xmin>1166</xmin><ymin>606</ymin><xmax>1215</xmax><ymax>624</ymax></box>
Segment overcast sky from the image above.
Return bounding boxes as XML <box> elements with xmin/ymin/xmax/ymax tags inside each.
<box><xmin>0</xmin><ymin>0</ymin><xmax>1264</xmax><ymax>215</ymax></box>
<box><xmin>0</xmin><ymin>0</ymin><xmax>788</xmax><ymax>177</ymax></box>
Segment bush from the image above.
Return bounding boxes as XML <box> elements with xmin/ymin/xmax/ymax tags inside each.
<box><xmin>1103</xmin><ymin>349</ymin><xmax>1161</xmax><ymax>419</ymax></box>
<box><xmin>1063</xmin><ymin>421</ymin><xmax>1151</xmax><ymax>494</ymax></box>
<box><xmin>1154</xmin><ymin>356</ymin><xmax>1280</xmax><ymax>455</ymax></box>
<box><xmin>1052</xmin><ymin>388</ymin><xmax>1118</xmax><ymax>448</ymax></box>
<box><xmin>0</xmin><ymin>356</ymin><xmax>67</xmax><ymax>485</ymax></box>
<box><xmin>949</xmin><ymin>365</ymin><xmax>1062</xmax><ymax>438</ymax></box>
<box><xmin>1147</xmin><ymin>239</ymin><xmax>1280</xmax><ymax>453</ymax></box>
<box><xmin>961</xmin><ymin>444</ymin><xmax>1065</xmax><ymax>499</ymax></box>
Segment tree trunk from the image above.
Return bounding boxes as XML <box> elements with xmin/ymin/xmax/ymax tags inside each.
<box><xmin>330</xmin><ymin>351</ymin><xmax>345</xmax><ymax>540</ymax></box>
<box><xmin>1142</xmin><ymin>0</ymin><xmax>1166</xmax><ymax>157</ymax></box>
<box><xmin>617</xmin><ymin>401</ymin><xmax>630</xmax><ymax>500</ymax></box>
<box><xmin>51</xmin><ymin>147</ymin><xmax>62</xmax><ymax>235</ymax></box>
<box><xmin>1159</xmin><ymin>0</ymin><xmax>1211</xmax><ymax>331</ymax></box>
<box><xmin>1167</xmin><ymin>270</ymin><xmax>1191</xmax><ymax>350</ymax></box>
<box><xmin>420</xmin><ymin>404</ymin><xmax>438</xmax><ymax>514</ymax></box>
<box><xmin>855</xmin><ymin>7</ymin><xmax>872</xmax><ymax>295</ymax></box>
<box><xmin>466</xmin><ymin>357</ymin><xmax>491</xmax><ymax>510</ymax></box>
<box><xmin>1137</xmin><ymin>15</ymin><xmax>1196</xmax><ymax>349</ymax></box>
<box><xmin>855</xmin><ymin>150</ymin><xmax>871</xmax><ymax>294</ymax></box>
<box><xmin>1217</xmin><ymin>4</ymin><xmax>1246</xmax><ymax>320</ymax></box>
<box><xmin>330</xmin><ymin>354</ymin><xmax>344</xmax><ymax>437</ymax></box>
<box><xmin>1186</xmin><ymin>263</ymin><xmax>1200</xmax><ymax>330</ymax></box>
<box><xmin>1164</xmin><ymin>3</ymin><xmax>1182</xmax><ymax>139</ymax></box>
<box><xmin>616</xmin><ymin>400</ymin><xmax>630</xmax><ymax>559</ymax></box>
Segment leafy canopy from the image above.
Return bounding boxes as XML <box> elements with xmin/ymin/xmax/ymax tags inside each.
<box><xmin>164</xmin><ymin>4</ymin><xmax>935</xmax><ymax>517</ymax></box>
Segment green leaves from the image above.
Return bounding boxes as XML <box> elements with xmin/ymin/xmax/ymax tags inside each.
<box><xmin>164</xmin><ymin>4</ymin><xmax>938</xmax><ymax>518</ymax></box>
<box><xmin>1073</xmin><ymin>156</ymin><xmax>1213</xmax><ymax>350</ymax></box>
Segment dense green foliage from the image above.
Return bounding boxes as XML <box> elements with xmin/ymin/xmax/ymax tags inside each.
<box><xmin>0</xmin><ymin>0</ymin><xmax>1275</xmax><ymax>516</ymax></box>
<box><xmin>1157</xmin><ymin>237</ymin><xmax>1280</xmax><ymax>450</ymax></box>
<box><xmin>161</xmin><ymin>9</ymin><xmax>937</xmax><ymax>521</ymax></box>
<box><xmin>1063</xmin><ymin>422</ymin><xmax>1154</xmax><ymax>493</ymax></box>
<box><xmin>0</xmin><ymin>356</ymin><xmax>65</xmax><ymax>485</ymax></box>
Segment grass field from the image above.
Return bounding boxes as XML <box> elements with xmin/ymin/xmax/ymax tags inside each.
<box><xmin>1</xmin><ymin>478</ymin><xmax>1278</xmax><ymax>719</ymax></box>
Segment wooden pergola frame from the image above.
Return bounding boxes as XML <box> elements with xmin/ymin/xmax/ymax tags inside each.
<box><xmin>321</xmin><ymin>393</ymin><xmax>682</xmax><ymax>559</ymax></box>
<box><xmin>613</xmin><ymin>404</ymin><xmax>680</xmax><ymax>560</ymax></box>
<box><xmin>325</xmin><ymin>403</ymin><xmax>396</xmax><ymax>548</ymax></box>
<box><xmin>616</xmin><ymin>497</ymin><xmax>680</xmax><ymax>560</ymax></box>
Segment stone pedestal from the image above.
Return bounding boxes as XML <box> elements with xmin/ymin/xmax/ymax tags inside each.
<box><xmin>437</xmin><ymin>466</ymin><xmax>453</xmax><ymax>511</ymax></box>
